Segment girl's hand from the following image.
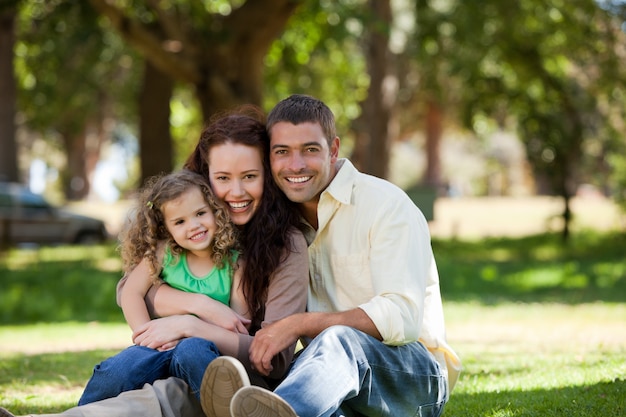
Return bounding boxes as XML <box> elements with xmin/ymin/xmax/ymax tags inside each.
<box><xmin>132</xmin><ymin>315</ymin><xmax>190</xmax><ymax>349</ymax></box>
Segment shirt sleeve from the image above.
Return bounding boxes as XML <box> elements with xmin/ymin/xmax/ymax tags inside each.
<box><xmin>358</xmin><ymin>194</ymin><xmax>432</xmax><ymax>345</ymax></box>
<box><xmin>235</xmin><ymin>230</ymin><xmax>309</xmax><ymax>379</ymax></box>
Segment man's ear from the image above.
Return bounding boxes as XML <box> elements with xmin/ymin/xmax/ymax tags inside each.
<box><xmin>330</xmin><ymin>136</ymin><xmax>340</xmax><ymax>160</ymax></box>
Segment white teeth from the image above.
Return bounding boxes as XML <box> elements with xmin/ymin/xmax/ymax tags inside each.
<box><xmin>191</xmin><ymin>231</ymin><xmax>206</xmax><ymax>240</ymax></box>
<box><xmin>287</xmin><ymin>176</ymin><xmax>311</xmax><ymax>183</ymax></box>
<box><xmin>229</xmin><ymin>201</ymin><xmax>250</xmax><ymax>209</ymax></box>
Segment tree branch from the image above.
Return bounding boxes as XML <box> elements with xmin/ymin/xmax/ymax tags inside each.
<box><xmin>88</xmin><ymin>0</ymin><xmax>200</xmax><ymax>84</ymax></box>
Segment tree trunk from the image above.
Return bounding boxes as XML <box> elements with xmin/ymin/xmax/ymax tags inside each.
<box><xmin>61</xmin><ymin>130</ymin><xmax>90</xmax><ymax>200</ymax></box>
<box><xmin>0</xmin><ymin>6</ymin><xmax>19</xmax><ymax>183</ymax></box>
<box><xmin>352</xmin><ymin>0</ymin><xmax>394</xmax><ymax>178</ymax></box>
<box><xmin>139</xmin><ymin>60</ymin><xmax>174</xmax><ymax>184</ymax></box>
<box><xmin>424</xmin><ymin>99</ymin><xmax>442</xmax><ymax>189</ymax></box>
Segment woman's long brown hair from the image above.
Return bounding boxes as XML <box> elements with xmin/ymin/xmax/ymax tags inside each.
<box><xmin>184</xmin><ymin>107</ymin><xmax>304</xmax><ymax>328</ymax></box>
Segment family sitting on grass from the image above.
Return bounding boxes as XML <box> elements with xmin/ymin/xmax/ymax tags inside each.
<box><xmin>0</xmin><ymin>94</ymin><xmax>460</xmax><ymax>417</ymax></box>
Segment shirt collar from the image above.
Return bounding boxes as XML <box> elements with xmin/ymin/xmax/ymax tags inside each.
<box><xmin>323</xmin><ymin>158</ymin><xmax>355</xmax><ymax>206</ymax></box>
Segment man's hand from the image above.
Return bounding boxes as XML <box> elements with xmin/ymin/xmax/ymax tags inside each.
<box><xmin>249</xmin><ymin>316</ymin><xmax>299</xmax><ymax>376</ymax></box>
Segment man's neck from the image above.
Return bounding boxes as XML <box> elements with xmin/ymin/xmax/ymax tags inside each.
<box><xmin>298</xmin><ymin>201</ymin><xmax>319</xmax><ymax>230</ymax></box>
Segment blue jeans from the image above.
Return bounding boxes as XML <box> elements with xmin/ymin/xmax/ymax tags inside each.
<box><xmin>78</xmin><ymin>337</ymin><xmax>220</xmax><ymax>405</ymax></box>
<box><xmin>275</xmin><ymin>326</ymin><xmax>448</xmax><ymax>417</ymax></box>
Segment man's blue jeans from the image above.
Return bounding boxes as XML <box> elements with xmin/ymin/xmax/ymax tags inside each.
<box><xmin>275</xmin><ymin>326</ymin><xmax>448</xmax><ymax>417</ymax></box>
<box><xmin>78</xmin><ymin>337</ymin><xmax>219</xmax><ymax>405</ymax></box>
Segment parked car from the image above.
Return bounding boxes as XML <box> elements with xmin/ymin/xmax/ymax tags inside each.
<box><xmin>0</xmin><ymin>182</ymin><xmax>108</xmax><ymax>246</ymax></box>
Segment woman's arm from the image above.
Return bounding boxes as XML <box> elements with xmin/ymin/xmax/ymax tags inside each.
<box><xmin>117</xmin><ymin>271</ymin><xmax>250</xmax><ymax>333</ymax></box>
<box><xmin>235</xmin><ymin>230</ymin><xmax>309</xmax><ymax>379</ymax></box>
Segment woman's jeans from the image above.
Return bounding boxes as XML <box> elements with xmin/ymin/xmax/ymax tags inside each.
<box><xmin>275</xmin><ymin>326</ymin><xmax>449</xmax><ymax>417</ymax></box>
<box><xmin>78</xmin><ymin>337</ymin><xmax>219</xmax><ymax>405</ymax></box>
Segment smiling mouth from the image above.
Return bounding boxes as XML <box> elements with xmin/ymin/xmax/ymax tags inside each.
<box><xmin>286</xmin><ymin>176</ymin><xmax>311</xmax><ymax>184</ymax></box>
<box><xmin>228</xmin><ymin>201</ymin><xmax>251</xmax><ymax>210</ymax></box>
<box><xmin>190</xmin><ymin>231</ymin><xmax>207</xmax><ymax>241</ymax></box>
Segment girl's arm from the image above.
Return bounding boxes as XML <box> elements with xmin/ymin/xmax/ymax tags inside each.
<box><xmin>117</xmin><ymin>270</ymin><xmax>250</xmax><ymax>333</ymax></box>
<box><xmin>119</xmin><ymin>257</ymin><xmax>157</xmax><ymax>332</ymax></box>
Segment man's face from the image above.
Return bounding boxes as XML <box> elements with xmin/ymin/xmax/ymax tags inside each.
<box><xmin>269</xmin><ymin>121</ymin><xmax>339</xmax><ymax>205</ymax></box>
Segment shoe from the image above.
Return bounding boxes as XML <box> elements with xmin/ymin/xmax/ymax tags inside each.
<box><xmin>230</xmin><ymin>386</ymin><xmax>297</xmax><ymax>417</ymax></box>
<box><xmin>200</xmin><ymin>356</ymin><xmax>251</xmax><ymax>417</ymax></box>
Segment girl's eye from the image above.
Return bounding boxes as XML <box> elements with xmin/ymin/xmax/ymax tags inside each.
<box><xmin>197</xmin><ymin>210</ymin><xmax>207</xmax><ymax>216</ymax></box>
<box><xmin>174</xmin><ymin>219</ymin><xmax>184</xmax><ymax>225</ymax></box>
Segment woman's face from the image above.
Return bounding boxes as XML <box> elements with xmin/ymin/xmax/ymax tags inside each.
<box><xmin>208</xmin><ymin>142</ymin><xmax>264</xmax><ymax>226</ymax></box>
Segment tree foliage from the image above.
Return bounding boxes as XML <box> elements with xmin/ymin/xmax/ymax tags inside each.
<box><xmin>411</xmin><ymin>0</ymin><xmax>626</xmax><ymax>239</ymax></box>
<box><xmin>14</xmin><ymin>0</ymin><xmax>139</xmax><ymax>198</ymax></box>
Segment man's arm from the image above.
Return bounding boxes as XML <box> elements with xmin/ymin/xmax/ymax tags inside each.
<box><xmin>249</xmin><ymin>308</ymin><xmax>380</xmax><ymax>376</ymax></box>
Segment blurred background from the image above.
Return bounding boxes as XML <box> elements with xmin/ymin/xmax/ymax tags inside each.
<box><xmin>1</xmin><ymin>0</ymin><xmax>625</xmax><ymax>241</ymax></box>
<box><xmin>1</xmin><ymin>4</ymin><xmax>625</xmax><ymax>414</ymax></box>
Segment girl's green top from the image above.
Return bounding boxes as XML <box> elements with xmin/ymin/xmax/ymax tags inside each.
<box><xmin>161</xmin><ymin>247</ymin><xmax>238</xmax><ymax>306</ymax></box>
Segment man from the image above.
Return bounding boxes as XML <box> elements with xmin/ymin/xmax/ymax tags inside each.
<box><xmin>220</xmin><ymin>94</ymin><xmax>460</xmax><ymax>417</ymax></box>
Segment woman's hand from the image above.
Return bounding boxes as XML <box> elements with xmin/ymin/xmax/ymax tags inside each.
<box><xmin>132</xmin><ymin>315</ymin><xmax>193</xmax><ymax>350</ymax></box>
<box><xmin>132</xmin><ymin>313</ymin><xmax>243</xmax><ymax>358</ymax></box>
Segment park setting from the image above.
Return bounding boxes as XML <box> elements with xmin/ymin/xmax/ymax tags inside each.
<box><xmin>1</xmin><ymin>1</ymin><xmax>626</xmax><ymax>416</ymax></box>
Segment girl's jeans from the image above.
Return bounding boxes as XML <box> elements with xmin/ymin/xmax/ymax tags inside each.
<box><xmin>78</xmin><ymin>337</ymin><xmax>219</xmax><ymax>405</ymax></box>
<box><xmin>275</xmin><ymin>326</ymin><xmax>449</xmax><ymax>417</ymax></box>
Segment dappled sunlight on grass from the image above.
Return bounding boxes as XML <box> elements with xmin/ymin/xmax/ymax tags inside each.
<box><xmin>1</xmin><ymin>232</ymin><xmax>624</xmax><ymax>416</ymax></box>
<box><xmin>435</xmin><ymin>231</ymin><xmax>626</xmax><ymax>304</ymax></box>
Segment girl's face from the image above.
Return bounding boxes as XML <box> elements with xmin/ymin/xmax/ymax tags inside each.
<box><xmin>161</xmin><ymin>186</ymin><xmax>216</xmax><ymax>255</ymax></box>
<box><xmin>208</xmin><ymin>143</ymin><xmax>264</xmax><ymax>226</ymax></box>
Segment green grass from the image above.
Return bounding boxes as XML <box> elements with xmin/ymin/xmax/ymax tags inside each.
<box><xmin>1</xmin><ymin>232</ymin><xmax>625</xmax><ymax>416</ymax></box>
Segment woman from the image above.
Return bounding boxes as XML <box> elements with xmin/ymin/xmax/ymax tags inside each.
<box><xmin>0</xmin><ymin>109</ymin><xmax>309</xmax><ymax>417</ymax></box>
<box><xmin>116</xmin><ymin>108</ymin><xmax>307</xmax><ymax>382</ymax></box>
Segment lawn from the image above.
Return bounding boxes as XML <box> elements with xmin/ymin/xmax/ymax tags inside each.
<box><xmin>1</xmin><ymin>231</ymin><xmax>625</xmax><ymax>416</ymax></box>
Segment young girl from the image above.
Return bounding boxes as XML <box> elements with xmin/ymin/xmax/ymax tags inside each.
<box><xmin>78</xmin><ymin>169</ymin><xmax>249</xmax><ymax>405</ymax></box>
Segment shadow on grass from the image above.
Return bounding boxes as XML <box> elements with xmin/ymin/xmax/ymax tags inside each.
<box><xmin>443</xmin><ymin>379</ymin><xmax>625</xmax><ymax>417</ymax></box>
<box><xmin>0</xmin><ymin>349</ymin><xmax>121</xmax><ymax>415</ymax></box>
<box><xmin>0</xmin><ymin>244</ymin><xmax>124</xmax><ymax>324</ymax></box>
<box><xmin>0</xmin><ymin>349</ymin><xmax>117</xmax><ymax>387</ymax></box>
<box><xmin>434</xmin><ymin>231</ymin><xmax>626</xmax><ymax>304</ymax></box>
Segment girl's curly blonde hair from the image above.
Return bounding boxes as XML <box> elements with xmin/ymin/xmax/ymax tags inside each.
<box><xmin>119</xmin><ymin>169</ymin><xmax>238</xmax><ymax>283</ymax></box>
